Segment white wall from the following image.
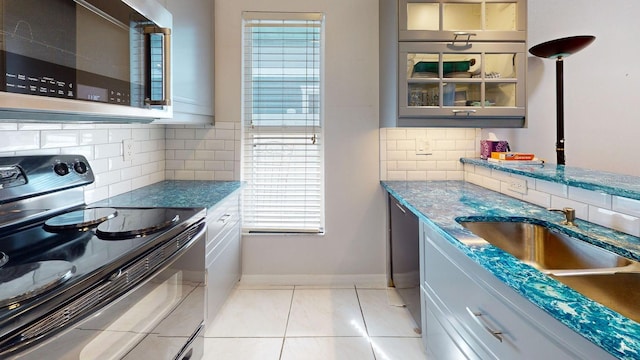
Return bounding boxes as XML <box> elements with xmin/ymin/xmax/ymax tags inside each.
<box><xmin>215</xmin><ymin>0</ymin><xmax>386</xmax><ymax>282</ymax></box>
<box><xmin>487</xmin><ymin>0</ymin><xmax>640</xmax><ymax>176</ymax></box>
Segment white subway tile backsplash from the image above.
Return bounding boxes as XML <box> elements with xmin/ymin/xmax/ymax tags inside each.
<box><xmin>109</xmin><ymin>181</ymin><xmax>133</xmax><ymax>197</ymax></box>
<box><xmin>214</xmin><ymin>151</ymin><xmax>235</xmax><ymax>161</ymax></box>
<box><xmin>387</xmin><ymin>151</ymin><xmax>407</xmax><ymax>161</ymax></box>
<box><xmin>436</xmin><ymin>161</ymin><xmax>458</xmax><ymax>171</ymax></box>
<box><xmin>175</xmin><ymin>170</ymin><xmax>195</xmax><ymax>180</ymax></box>
<box><xmin>195</xmin><ymin>171</ymin><xmax>215</xmax><ymax>181</ymax></box>
<box><xmin>185</xmin><ymin>140</ymin><xmax>205</xmax><ymax>151</ymax></box>
<box><xmin>387</xmin><ymin>171</ymin><xmax>408</xmax><ymax>181</ymax></box>
<box><xmin>19</xmin><ymin>123</ymin><xmax>62</xmax><ymax>130</ymax></box>
<box><xmin>426</xmin><ymin>171</ymin><xmax>448</xmax><ymax>181</ymax></box>
<box><xmin>589</xmin><ymin>207</ymin><xmax>640</xmax><ymax>237</ymax></box>
<box><xmin>455</xmin><ymin>139</ymin><xmax>475</xmax><ymax>150</ymax></box>
<box><xmin>185</xmin><ymin>160</ymin><xmax>205</xmax><ymax>170</ymax></box>
<box><xmin>416</xmin><ymin>161</ymin><xmax>437</xmax><ymax>171</ymax></box>
<box><xmin>445</xmin><ymin>129</ymin><xmax>467</xmax><ymax>139</ymax></box>
<box><xmin>436</xmin><ymin>140</ymin><xmax>456</xmax><ymax>151</ymax></box>
<box><xmin>397</xmin><ymin>161</ymin><xmax>417</xmax><ymax>170</ymax></box>
<box><xmin>405</xmin><ymin>128</ymin><xmax>426</xmax><ymax>139</ymax></box>
<box><xmin>0</xmin><ymin>123</ymin><xmax>18</xmax><ymax>131</ymax></box>
<box><xmin>536</xmin><ymin>180</ymin><xmax>568</xmax><ymax>198</ymax></box>
<box><xmin>550</xmin><ymin>196</ymin><xmax>588</xmax><ymax>219</ymax></box>
<box><xmin>386</xmin><ymin>129</ymin><xmax>407</xmax><ymax>140</ymax></box>
<box><xmin>396</xmin><ymin>140</ymin><xmax>415</xmax><ymax>151</ymax></box>
<box><xmin>216</xmin><ymin>129</ymin><xmax>235</xmax><ymax>140</ymax></box>
<box><xmin>0</xmin><ymin>131</ymin><xmax>40</xmax><ymax>151</ymax></box>
<box><xmin>94</xmin><ymin>143</ymin><xmax>122</xmax><ymax>159</ymax></box>
<box><xmin>109</xmin><ymin>129</ymin><xmax>132</xmax><ymax>143</ymax></box>
<box><xmin>407</xmin><ymin>171</ymin><xmax>427</xmax><ymax>181</ymax></box>
<box><xmin>174</xmin><ymin>150</ymin><xmax>195</xmax><ymax>160</ymax></box>
<box><xmin>522</xmin><ymin>189</ymin><xmax>551</xmax><ymax>208</ymax></box>
<box><xmin>175</xmin><ymin>128</ymin><xmax>196</xmax><ymax>139</ymax></box>
<box><xmin>568</xmin><ymin>187</ymin><xmax>611</xmax><ymax>209</ymax></box>
<box><xmin>41</xmin><ymin>131</ymin><xmax>79</xmax><ymax>149</ymax></box>
<box><xmin>613</xmin><ymin>196</ymin><xmax>640</xmax><ymax>218</ymax></box>
<box><xmin>205</xmin><ymin>161</ymin><xmax>226</xmax><ymax>171</ymax></box>
<box><xmin>206</xmin><ymin>140</ymin><xmax>226</xmax><ymax>151</ymax></box>
<box><xmin>446</xmin><ymin>171</ymin><xmax>464</xmax><ymax>181</ymax></box>
<box><xmin>482</xmin><ymin>177</ymin><xmax>502</xmax><ymax>192</ymax></box>
<box><xmin>379</xmin><ymin>128</ymin><xmax>480</xmax><ymax>180</ymax></box>
<box><xmin>464</xmin><ymin>171</ymin><xmax>484</xmax><ymax>187</ymax></box>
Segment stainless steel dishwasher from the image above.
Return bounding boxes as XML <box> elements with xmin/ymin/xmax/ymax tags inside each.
<box><xmin>389</xmin><ymin>194</ymin><xmax>421</xmax><ymax>329</ymax></box>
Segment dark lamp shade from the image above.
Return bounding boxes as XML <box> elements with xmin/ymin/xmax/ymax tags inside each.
<box><xmin>529</xmin><ymin>35</ymin><xmax>595</xmax><ymax>59</ymax></box>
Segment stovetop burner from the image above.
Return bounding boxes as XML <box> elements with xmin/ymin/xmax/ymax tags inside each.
<box><xmin>0</xmin><ymin>260</ymin><xmax>76</xmax><ymax>307</ymax></box>
<box><xmin>96</xmin><ymin>208</ymin><xmax>180</xmax><ymax>240</ymax></box>
<box><xmin>43</xmin><ymin>208</ymin><xmax>118</xmax><ymax>233</ymax></box>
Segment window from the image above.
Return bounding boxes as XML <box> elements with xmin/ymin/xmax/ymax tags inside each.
<box><xmin>241</xmin><ymin>12</ymin><xmax>324</xmax><ymax>234</ymax></box>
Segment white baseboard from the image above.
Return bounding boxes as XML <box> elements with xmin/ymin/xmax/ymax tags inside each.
<box><xmin>239</xmin><ymin>274</ymin><xmax>388</xmax><ymax>289</ymax></box>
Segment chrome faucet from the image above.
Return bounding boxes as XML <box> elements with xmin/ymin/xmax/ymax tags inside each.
<box><xmin>548</xmin><ymin>207</ymin><xmax>577</xmax><ymax>226</ymax></box>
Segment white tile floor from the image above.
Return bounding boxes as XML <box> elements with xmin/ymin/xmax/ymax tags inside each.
<box><xmin>203</xmin><ymin>284</ymin><xmax>433</xmax><ymax>360</ymax></box>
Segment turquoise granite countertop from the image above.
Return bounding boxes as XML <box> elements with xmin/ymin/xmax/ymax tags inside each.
<box><xmin>382</xmin><ymin>180</ymin><xmax>640</xmax><ymax>359</ymax></box>
<box><xmin>461</xmin><ymin>157</ymin><xmax>640</xmax><ymax>200</ymax></box>
<box><xmin>92</xmin><ymin>181</ymin><xmax>242</xmax><ymax>211</ymax></box>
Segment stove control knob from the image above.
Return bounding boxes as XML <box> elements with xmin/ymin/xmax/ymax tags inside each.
<box><xmin>73</xmin><ymin>161</ymin><xmax>88</xmax><ymax>174</ymax></box>
<box><xmin>53</xmin><ymin>162</ymin><xmax>70</xmax><ymax>176</ymax></box>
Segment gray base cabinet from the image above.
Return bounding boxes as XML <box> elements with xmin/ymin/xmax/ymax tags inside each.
<box><xmin>420</xmin><ymin>222</ymin><xmax>614</xmax><ymax>359</ymax></box>
<box><xmin>205</xmin><ymin>190</ymin><xmax>241</xmax><ymax>325</ymax></box>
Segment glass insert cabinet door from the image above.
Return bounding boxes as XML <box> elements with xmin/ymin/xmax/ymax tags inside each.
<box><xmin>398</xmin><ymin>41</ymin><xmax>525</xmax><ymax>119</ymax></box>
<box><xmin>399</xmin><ymin>0</ymin><xmax>526</xmax><ymax>42</ymax></box>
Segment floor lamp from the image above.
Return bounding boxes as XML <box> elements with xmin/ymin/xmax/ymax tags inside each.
<box><xmin>529</xmin><ymin>35</ymin><xmax>595</xmax><ymax>165</ymax></box>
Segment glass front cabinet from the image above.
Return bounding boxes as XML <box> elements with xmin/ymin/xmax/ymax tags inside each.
<box><xmin>399</xmin><ymin>41</ymin><xmax>526</xmax><ymax>121</ymax></box>
<box><xmin>380</xmin><ymin>0</ymin><xmax>527</xmax><ymax>127</ymax></box>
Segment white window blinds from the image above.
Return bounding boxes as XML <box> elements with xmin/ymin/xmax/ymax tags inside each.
<box><xmin>242</xmin><ymin>12</ymin><xmax>324</xmax><ymax>234</ymax></box>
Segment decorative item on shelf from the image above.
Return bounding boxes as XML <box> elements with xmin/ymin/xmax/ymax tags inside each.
<box><xmin>529</xmin><ymin>35</ymin><xmax>596</xmax><ymax>165</ymax></box>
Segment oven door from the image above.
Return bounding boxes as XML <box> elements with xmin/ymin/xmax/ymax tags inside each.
<box><xmin>10</xmin><ymin>227</ymin><xmax>206</xmax><ymax>360</ymax></box>
<box><xmin>0</xmin><ymin>0</ymin><xmax>172</xmax><ymax>122</ymax></box>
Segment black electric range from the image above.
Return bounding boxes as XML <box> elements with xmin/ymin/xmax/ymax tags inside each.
<box><xmin>0</xmin><ymin>155</ymin><xmax>206</xmax><ymax>359</ymax></box>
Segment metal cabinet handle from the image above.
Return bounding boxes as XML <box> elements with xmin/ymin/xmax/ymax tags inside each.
<box><xmin>466</xmin><ymin>307</ymin><xmax>503</xmax><ymax>342</ymax></box>
<box><xmin>394</xmin><ymin>202</ymin><xmax>406</xmax><ymax>214</ymax></box>
<box><xmin>144</xmin><ymin>26</ymin><xmax>172</xmax><ymax>106</ymax></box>
<box><xmin>218</xmin><ymin>214</ymin><xmax>232</xmax><ymax>224</ymax></box>
<box><xmin>452</xmin><ymin>109</ymin><xmax>477</xmax><ymax>116</ymax></box>
<box><xmin>452</xmin><ymin>32</ymin><xmax>476</xmax><ymax>46</ymax></box>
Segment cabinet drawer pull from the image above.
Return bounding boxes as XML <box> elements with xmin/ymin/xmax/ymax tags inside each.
<box><xmin>395</xmin><ymin>202</ymin><xmax>406</xmax><ymax>214</ymax></box>
<box><xmin>452</xmin><ymin>109</ymin><xmax>477</xmax><ymax>116</ymax></box>
<box><xmin>451</xmin><ymin>32</ymin><xmax>476</xmax><ymax>47</ymax></box>
<box><xmin>218</xmin><ymin>214</ymin><xmax>232</xmax><ymax>224</ymax></box>
<box><xmin>466</xmin><ymin>307</ymin><xmax>503</xmax><ymax>342</ymax></box>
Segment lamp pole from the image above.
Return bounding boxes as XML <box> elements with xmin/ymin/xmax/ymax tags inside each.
<box><xmin>529</xmin><ymin>35</ymin><xmax>595</xmax><ymax>166</ymax></box>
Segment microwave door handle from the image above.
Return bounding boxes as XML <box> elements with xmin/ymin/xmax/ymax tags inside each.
<box><xmin>144</xmin><ymin>26</ymin><xmax>172</xmax><ymax>106</ymax></box>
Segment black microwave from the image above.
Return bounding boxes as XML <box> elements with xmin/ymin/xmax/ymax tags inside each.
<box><xmin>0</xmin><ymin>0</ymin><xmax>172</xmax><ymax>122</ymax></box>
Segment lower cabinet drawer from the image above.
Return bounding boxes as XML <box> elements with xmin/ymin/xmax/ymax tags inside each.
<box><xmin>423</xmin><ymin>286</ymin><xmax>488</xmax><ymax>360</ymax></box>
<box><xmin>424</xmin><ymin>233</ymin><xmax>578</xmax><ymax>360</ymax></box>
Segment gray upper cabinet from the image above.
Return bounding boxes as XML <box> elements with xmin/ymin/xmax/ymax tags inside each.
<box><xmin>398</xmin><ymin>0</ymin><xmax>526</xmax><ymax>42</ymax></box>
<box><xmin>380</xmin><ymin>0</ymin><xmax>527</xmax><ymax>128</ymax></box>
<box><xmin>158</xmin><ymin>0</ymin><xmax>215</xmax><ymax>124</ymax></box>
